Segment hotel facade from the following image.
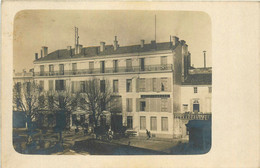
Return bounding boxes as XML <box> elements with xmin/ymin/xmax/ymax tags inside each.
<box><xmin>14</xmin><ymin>35</ymin><xmax>212</xmax><ymax>138</ymax></box>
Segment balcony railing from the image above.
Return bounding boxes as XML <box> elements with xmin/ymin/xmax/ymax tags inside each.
<box><xmin>14</xmin><ymin>72</ymin><xmax>33</xmax><ymax>77</ymax></box>
<box><xmin>34</xmin><ymin>64</ymin><xmax>173</xmax><ymax>77</ymax></box>
<box><xmin>174</xmin><ymin>112</ymin><xmax>212</xmax><ymax>120</ymax></box>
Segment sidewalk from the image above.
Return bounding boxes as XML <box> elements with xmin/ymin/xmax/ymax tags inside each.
<box><xmin>111</xmin><ymin>136</ymin><xmax>188</xmax><ymax>153</ymax></box>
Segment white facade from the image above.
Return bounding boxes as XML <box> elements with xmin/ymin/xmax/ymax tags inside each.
<box><xmin>14</xmin><ymin>37</ymin><xmax>212</xmax><ymax>139</ymax></box>
<box><xmin>181</xmin><ymin>85</ymin><xmax>212</xmax><ymax>113</ymax></box>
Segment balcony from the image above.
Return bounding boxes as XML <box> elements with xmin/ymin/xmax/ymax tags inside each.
<box><xmin>14</xmin><ymin>72</ymin><xmax>33</xmax><ymax>77</ymax></box>
<box><xmin>174</xmin><ymin>112</ymin><xmax>211</xmax><ymax>120</ymax></box>
<box><xmin>34</xmin><ymin>64</ymin><xmax>173</xmax><ymax>77</ymax></box>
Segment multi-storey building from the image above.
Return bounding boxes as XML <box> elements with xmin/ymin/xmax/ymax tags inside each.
<box><xmin>14</xmin><ymin>34</ymin><xmax>212</xmax><ymax>138</ymax></box>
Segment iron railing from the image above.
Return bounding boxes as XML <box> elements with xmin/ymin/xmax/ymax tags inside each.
<box><xmin>174</xmin><ymin>113</ymin><xmax>211</xmax><ymax>120</ymax></box>
<box><xmin>34</xmin><ymin>64</ymin><xmax>173</xmax><ymax>77</ymax></box>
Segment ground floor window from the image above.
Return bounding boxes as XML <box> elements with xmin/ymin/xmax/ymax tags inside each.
<box><xmin>127</xmin><ymin>116</ymin><xmax>133</xmax><ymax>129</ymax></box>
<box><xmin>150</xmin><ymin>116</ymin><xmax>157</xmax><ymax>131</ymax></box>
<box><xmin>55</xmin><ymin>80</ymin><xmax>65</xmax><ymax>91</ymax></box>
<box><xmin>140</xmin><ymin>116</ymin><xmax>146</xmax><ymax>130</ymax></box>
<box><xmin>161</xmin><ymin>117</ymin><xmax>168</xmax><ymax>131</ymax></box>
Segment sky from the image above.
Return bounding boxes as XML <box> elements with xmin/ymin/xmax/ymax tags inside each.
<box><xmin>13</xmin><ymin>10</ymin><xmax>211</xmax><ymax>72</ymax></box>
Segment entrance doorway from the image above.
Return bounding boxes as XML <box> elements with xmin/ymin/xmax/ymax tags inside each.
<box><xmin>111</xmin><ymin>115</ymin><xmax>123</xmax><ymax>133</ymax></box>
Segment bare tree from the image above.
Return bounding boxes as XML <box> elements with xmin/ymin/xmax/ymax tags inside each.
<box><xmin>78</xmin><ymin>78</ymin><xmax>117</xmax><ymax>129</ymax></box>
<box><xmin>46</xmin><ymin>90</ymin><xmax>77</xmax><ymax>129</ymax></box>
<box><xmin>13</xmin><ymin>81</ymin><xmax>42</xmax><ymax>131</ymax></box>
<box><xmin>46</xmin><ymin>90</ymin><xmax>78</xmax><ymax>143</ymax></box>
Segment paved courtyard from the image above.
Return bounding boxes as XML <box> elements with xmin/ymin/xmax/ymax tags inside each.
<box><xmin>13</xmin><ymin>128</ymin><xmax>192</xmax><ymax>155</ymax></box>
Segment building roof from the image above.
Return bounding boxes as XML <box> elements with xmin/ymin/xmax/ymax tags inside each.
<box><xmin>35</xmin><ymin>42</ymin><xmax>174</xmax><ymax>62</ymax></box>
<box><xmin>182</xmin><ymin>73</ymin><xmax>212</xmax><ymax>85</ymax></box>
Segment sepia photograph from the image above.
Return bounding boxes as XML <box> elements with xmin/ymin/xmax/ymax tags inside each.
<box><xmin>12</xmin><ymin>10</ymin><xmax>212</xmax><ymax>155</ymax></box>
<box><xmin>1</xmin><ymin>1</ymin><xmax>259</xmax><ymax>168</ymax></box>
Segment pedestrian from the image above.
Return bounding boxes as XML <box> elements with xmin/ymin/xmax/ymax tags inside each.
<box><xmin>146</xmin><ymin>129</ymin><xmax>151</xmax><ymax>139</ymax></box>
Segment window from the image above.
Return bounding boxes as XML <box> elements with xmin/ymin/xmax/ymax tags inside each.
<box><xmin>59</xmin><ymin>64</ymin><xmax>64</xmax><ymax>75</ymax></box>
<box><xmin>140</xmin><ymin>101</ymin><xmax>146</xmax><ymax>111</ymax></box>
<box><xmin>126</xmin><ymin>59</ymin><xmax>132</xmax><ymax>72</ymax></box>
<box><xmin>152</xmin><ymin>78</ymin><xmax>157</xmax><ymax>91</ymax></box>
<box><xmin>113</xmin><ymin>80</ymin><xmax>118</xmax><ymax>93</ymax></box>
<box><xmin>55</xmin><ymin>80</ymin><xmax>65</xmax><ymax>91</ymax></box>
<box><xmin>161</xmin><ymin>98</ymin><xmax>168</xmax><ymax>112</ymax></box>
<box><xmin>140</xmin><ymin>116</ymin><xmax>146</xmax><ymax>130</ymax></box>
<box><xmin>209</xmin><ymin>87</ymin><xmax>212</xmax><ymax>93</ymax></box>
<box><xmin>40</xmin><ymin>65</ymin><xmax>44</xmax><ymax>76</ymax></box>
<box><xmin>80</xmin><ymin>81</ymin><xmax>86</xmax><ymax>93</ymax></box>
<box><xmin>113</xmin><ymin>60</ymin><xmax>118</xmax><ymax>72</ymax></box>
<box><xmin>139</xmin><ymin>78</ymin><xmax>145</xmax><ymax>92</ymax></box>
<box><xmin>72</xmin><ymin>63</ymin><xmax>77</xmax><ymax>75</ymax></box>
<box><xmin>126</xmin><ymin>79</ymin><xmax>132</xmax><ymax>92</ymax></box>
<box><xmin>127</xmin><ymin>116</ymin><xmax>133</xmax><ymax>129</ymax></box>
<box><xmin>100</xmin><ymin>80</ymin><xmax>105</xmax><ymax>93</ymax></box>
<box><xmin>89</xmin><ymin>61</ymin><xmax>94</xmax><ymax>73</ymax></box>
<box><xmin>150</xmin><ymin>117</ymin><xmax>157</xmax><ymax>131</ymax></box>
<box><xmin>100</xmin><ymin>61</ymin><xmax>105</xmax><ymax>73</ymax></box>
<box><xmin>126</xmin><ymin>98</ymin><xmax>133</xmax><ymax>112</ymax></box>
<box><xmin>161</xmin><ymin>56</ymin><xmax>167</xmax><ymax>66</ymax></box>
<box><xmin>194</xmin><ymin>87</ymin><xmax>198</xmax><ymax>93</ymax></box>
<box><xmin>49</xmin><ymin>64</ymin><xmax>54</xmax><ymax>76</ymax></box>
<box><xmin>161</xmin><ymin>78</ymin><xmax>168</xmax><ymax>91</ymax></box>
<box><xmin>39</xmin><ymin>80</ymin><xmax>44</xmax><ymax>92</ymax></box>
<box><xmin>183</xmin><ymin>104</ymin><xmax>188</xmax><ymax>112</ymax></box>
<box><xmin>49</xmin><ymin>80</ymin><xmax>54</xmax><ymax>91</ymax></box>
<box><xmin>161</xmin><ymin>117</ymin><xmax>168</xmax><ymax>131</ymax></box>
<box><xmin>111</xmin><ymin>96</ymin><xmax>122</xmax><ymax>112</ymax></box>
<box><xmin>140</xmin><ymin>58</ymin><xmax>145</xmax><ymax>71</ymax></box>
<box><xmin>193</xmin><ymin>100</ymin><xmax>200</xmax><ymax>112</ymax></box>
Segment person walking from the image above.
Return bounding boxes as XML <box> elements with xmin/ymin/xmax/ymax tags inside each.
<box><xmin>146</xmin><ymin>129</ymin><xmax>151</xmax><ymax>139</ymax></box>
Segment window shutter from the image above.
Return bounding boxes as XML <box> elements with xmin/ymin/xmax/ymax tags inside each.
<box><xmin>167</xmin><ymin>78</ymin><xmax>172</xmax><ymax>91</ymax></box>
<box><xmin>136</xmin><ymin>98</ymin><xmax>140</xmax><ymax>112</ymax></box>
<box><xmin>136</xmin><ymin>78</ymin><xmax>139</xmax><ymax>92</ymax></box>
<box><xmin>167</xmin><ymin>98</ymin><xmax>172</xmax><ymax>112</ymax></box>
<box><xmin>64</xmin><ymin>80</ymin><xmax>67</xmax><ymax>90</ymax></box>
<box><xmin>156</xmin><ymin>98</ymin><xmax>161</xmax><ymax>112</ymax></box>
<box><xmin>71</xmin><ymin>81</ymin><xmax>75</xmax><ymax>93</ymax></box>
<box><xmin>146</xmin><ymin>98</ymin><xmax>150</xmax><ymax>112</ymax></box>
<box><xmin>145</xmin><ymin>78</ymin><xmax>152</xmax><ymax>92</ymax></box>
<box><xmin>156</xmin><ymin>78</ymin><xmax>161</xmax><ymax>92</ymax></box>
<box><xmin>129</xmin><ymin>98</ymin><xmax>133</xmax><ymax>112</ymax></box>
<box><xmin>75</xmin><ymin>81</ymin><xmax>80</xmax><ymax>92</ymax></box>
<box><xmin>150</xmin><ymin>98</ymin><xmax>156</xmax><ymax>112</ymax></box>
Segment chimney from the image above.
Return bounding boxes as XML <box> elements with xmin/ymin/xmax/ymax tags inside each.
<box><xmin>78</xmin><ymin>45</ymin><xmax>83</xmax><ymax>54</ymax></box>
<box><xmin>35</xmin><ymin>53</ymin><xmax>38</xmax><ymax>60</ymax></box>
<box><xmin>172</xmin><ymin>36</ymin><xmax>179</xmax><ymax>46</ymax></box>
<box><xmin>140</xmin><ymin>40</ymin><xmax>145</xmax><ymax>48</ymax></box>
<box><xmin>203</xmin><ymin>51</ymin><xmax>207</xmax><ymax>68</ymax></box>
<box><xmin>42</xmin><ymin>46</ymin><xmax>48</xmax><ymax>57</ymax></box>
<box><xmin>100</xmin><ymin>42</ymin><xmax>105</xmax><ymax>52</ymax></box>
<box><xmin>113</xmin><ymin>36</ymin><xmax>119</xmax><ymax>50</ymax></box>
<box><xmin>180</xmin><ymin>40</ymin><xmax>186</xmax><ymax>45</ymax></box>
